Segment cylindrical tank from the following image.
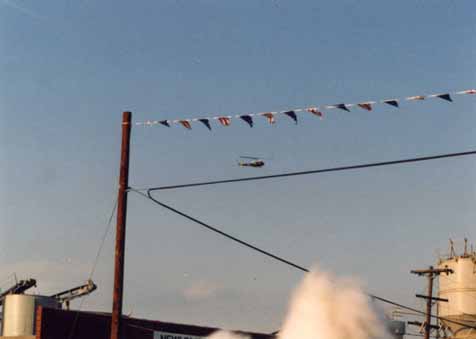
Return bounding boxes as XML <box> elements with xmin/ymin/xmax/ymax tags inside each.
<box><xmin>1</xmin><ymin>294</ymin><xmax>60</xmax><ymax>336</ymax></box>
<box><xmin>438</xmin><ymin>254</ymin><xmax>476</xmax><ymax>338</ymax></box>
<box><xmin>2</xmin><ymin>294</ymin><xmax>35</xmax><ymax>336</ymax></box>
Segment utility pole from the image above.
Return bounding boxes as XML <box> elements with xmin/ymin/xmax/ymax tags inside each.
<box><xmin>110</xmin><ymin>111</ymin><xmax>132</xmax><ymax>339</ymax></box>
<box><xmin>410</xmin><ymin>266</ymin><xmax>453</xmax><ymax>339</ymax></box>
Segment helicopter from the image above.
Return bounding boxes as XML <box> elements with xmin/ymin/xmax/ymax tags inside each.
<box><xmin>237</xmin><ymin>156</ymin><xmax>265</xmax><ymax>168</ymax></box>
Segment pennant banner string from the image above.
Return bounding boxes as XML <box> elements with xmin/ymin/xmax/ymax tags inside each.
<box><xmin>136</xmin><ymin>88</ymin><xmax>475</xmax><ymax>128</ymax></box>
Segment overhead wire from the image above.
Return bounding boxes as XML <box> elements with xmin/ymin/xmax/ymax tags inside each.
<box><xmin>128</xmin><ymin>148</ymin><xmax>476</xmax><ymax>331</ymax></box>
<box><xmin>66</xmin><ymin>196</ymin><xmax>118</xmax><ymax>339</ymax></box>
<box><xmin>140</xmin><ymin>149</ymin><xmax>476</xmax><ymax>192</ymax></box>
<box><xmin>88</xmin><ymin>197</ymin><xmax>119</xmax><ymax>279</ymax></box>
<box><xmin>131</xmin><ymin>188</ymin><xmax>308</xmax><ymax>272</ymax></box>
<box><xmin>128</xmin><ymin>188</ymin><xmax>476</xmax><ymax>331</ymax></box>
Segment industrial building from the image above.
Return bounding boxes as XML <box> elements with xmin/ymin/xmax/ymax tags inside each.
<box><xmin>1</xmin><ymin>299</ymin><xmax>274</xmax><ymax>339</ymax></box>
<box><xmin>1</xmin><ymin>299</ymin><xmax>409</xmax><ymax>339</ymax></box>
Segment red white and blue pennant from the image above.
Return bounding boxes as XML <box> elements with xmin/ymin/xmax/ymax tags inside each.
<box><xmin>136</xmin><ymin>89</ymin><xmax>476</xmax><ymax>130</ymax></box>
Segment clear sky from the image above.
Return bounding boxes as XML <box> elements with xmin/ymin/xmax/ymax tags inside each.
<box><xmin>1</xmin><ymin>0</ymin><xmax>475</xmax><ymax>333</ymax></box>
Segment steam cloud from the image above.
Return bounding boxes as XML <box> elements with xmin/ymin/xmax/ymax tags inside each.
<box><xmin>278</xmin><ymin>268</ymin><xmax>385</xmax><ymax>339</ymax></box>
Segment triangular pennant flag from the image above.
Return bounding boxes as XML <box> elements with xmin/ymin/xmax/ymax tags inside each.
<box><xmin>284</xmin><ymin>110</ymin><xmax>298</xmax><ymax>124</ymax></box>
<box><xmin>306</xmin><ymin>107</ymin><xmax>323</xmax><ymax>119</ymax></box>
<box><xmin>333</xmin><ymin>104</ymin><xmax>350</xmax><ymax>112</ymax></box>
<box><xmin>159</xmin><ymin>120</ymin><xmax>170</xmax><ymax>127</ymax></box>
<box><xmin>179</xmin><ymin>120</ymin><xmax>191</xmax><ymax>129</ymax></box>
<box><xmin>383</xmin><ymin>99</ymin><xmax>399</xmax><ymax>108</ymax></box>
<box><xmin>218</xmin><ymin>117</ymin><xmax>231</xmax><ymax>126</ymax></box>
<box><xmin>198</xmin><ymin>118</ymin><xmax>211</xmax><ymax>130</ymax></box>
<box><xmin>240</xmin><ymin>115</ymin><xmax>253</xmax><ymax>128</ymax></box>
<box><xmin>407</xmin><ymin>95</ymin><xmax>425</xmax><ymax>101</ymax></box>
<box><xmin>263</xmin><ymin>112</ymin><xmax>276</xmax><ymax>124</ymax></box>
<box><xmin>436</xmin><ymin>93</ymin><xmax>452</xmax><ymax>102</ymax></box>
<box><xmin>179</xmin><ymin>120</ymin><xmax>192</xmax><ymax>129</ymax></box>
<box><xmin>358</xmin><ymin>103</ymin><xmax>373</xmax><ymax>111</ymax></box>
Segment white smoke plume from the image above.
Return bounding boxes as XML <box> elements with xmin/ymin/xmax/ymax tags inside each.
<box><xmin>207</xmin><ymin>330</ymin><xmax>250</xmax><ymax>339</ymax></box>
<box><xmin>278</xmin><ymin>268</ymin><xmax>385</xmax><ymax>339</ymax></box>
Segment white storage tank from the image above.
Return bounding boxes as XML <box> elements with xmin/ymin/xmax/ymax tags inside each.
<box><xmin>1</xmin><ymin>294</ymin><xmax>60</xmax><ymax>336</ymax></box>
<box><xmin>438</xmin><ymin>243</ymin><xmax>476</xmax><ymax>339</ymax></box>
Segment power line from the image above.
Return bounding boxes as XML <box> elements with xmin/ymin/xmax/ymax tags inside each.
<box><xmin>131</xmin><ymin>188</ymin><xmax>308</xmax><ymax>272</ymax></box>
<box><xmin>141</xmin><ymin>150</ymin><xmax>476</xmax><ymax>192</ymax></box>
<box><xmin>67</xmin><ymin>197</ymin><xmax>118</xmax><ymax>339</ymax></box>
<box><xmin>129</xmin><ymin>188</ymin><xmax>476</xmax><ymax>330</ymax></box>
<box><xmin>88</xmin><ymin>197</ymin><xmax>118</xmax><ymax>279</ymax></box>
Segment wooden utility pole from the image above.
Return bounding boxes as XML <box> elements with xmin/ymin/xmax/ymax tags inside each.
<box><xmin>110</xmin><ymin>111</ymin><xmax>132</xmax><ymax>339</ymax></box>
<box><xmin>410</xmin><ymin>266</ymin><xmax>453</xmax><ymax>339</ymax></box>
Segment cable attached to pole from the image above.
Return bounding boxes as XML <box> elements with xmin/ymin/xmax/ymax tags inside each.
<box><xmin>141</xmin><ymin>149</ymin><xmax>476</xmax><ymax>192</ymax></box>
<box><xmin>129</xmin><ymin>188</ymin><xmax>476</xmax><ymax>330</ymax></box>
<box><xmin>67</xmin><ymin>196</ymin><xmax>119</xmax><ymax>339</ymax></box>
<box><xmin>138</xmin><ymin>188</ymin><xmax>307</xmax><ymax>272</ymax></box>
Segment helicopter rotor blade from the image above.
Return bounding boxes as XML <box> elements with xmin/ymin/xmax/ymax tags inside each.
<box><xmin>239</xmin><ymin>156</ymin><xmax>261</xmax><ymax>160</ymax></box>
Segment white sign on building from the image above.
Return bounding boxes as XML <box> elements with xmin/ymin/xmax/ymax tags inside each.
<box><xmin>154</xmin><ymin>330</ymin><xmax>204</xmax><ymax>339</ymax></box>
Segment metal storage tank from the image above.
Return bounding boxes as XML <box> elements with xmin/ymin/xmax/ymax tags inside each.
<box><xmin>1</xmin><ymin>294</ymin><xmax>60</xmax><ymax>336</ymax></box>
<box><xmin>437</xmin><ymin>243</ymin><xmax>476</xmax><ymax>339</ymax></box>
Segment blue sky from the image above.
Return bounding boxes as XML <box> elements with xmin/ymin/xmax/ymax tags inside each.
<box><xmin>1</xmin><ymin>0</ymin><xmax>475</xmax><ymax>332</ymax></box>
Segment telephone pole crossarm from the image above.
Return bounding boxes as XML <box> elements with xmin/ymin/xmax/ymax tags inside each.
<box><xmin>415</xmin><ymin>294</ymin><xmax>449</xmax><ymax>302</ymax></box>
<box><xmin>410</xmin><ymin>268</ymin><xmax>454</xmax><ymax>276</ymax></box>
<box><xmin>410</xmin><ymin>266</ymin><xmax>454</xmax><ymax>339</ymax></box>
<box><xmin>408</xmin><ymin>321</ymin><xmax>440</xmax><ymax>330</ymax></box>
